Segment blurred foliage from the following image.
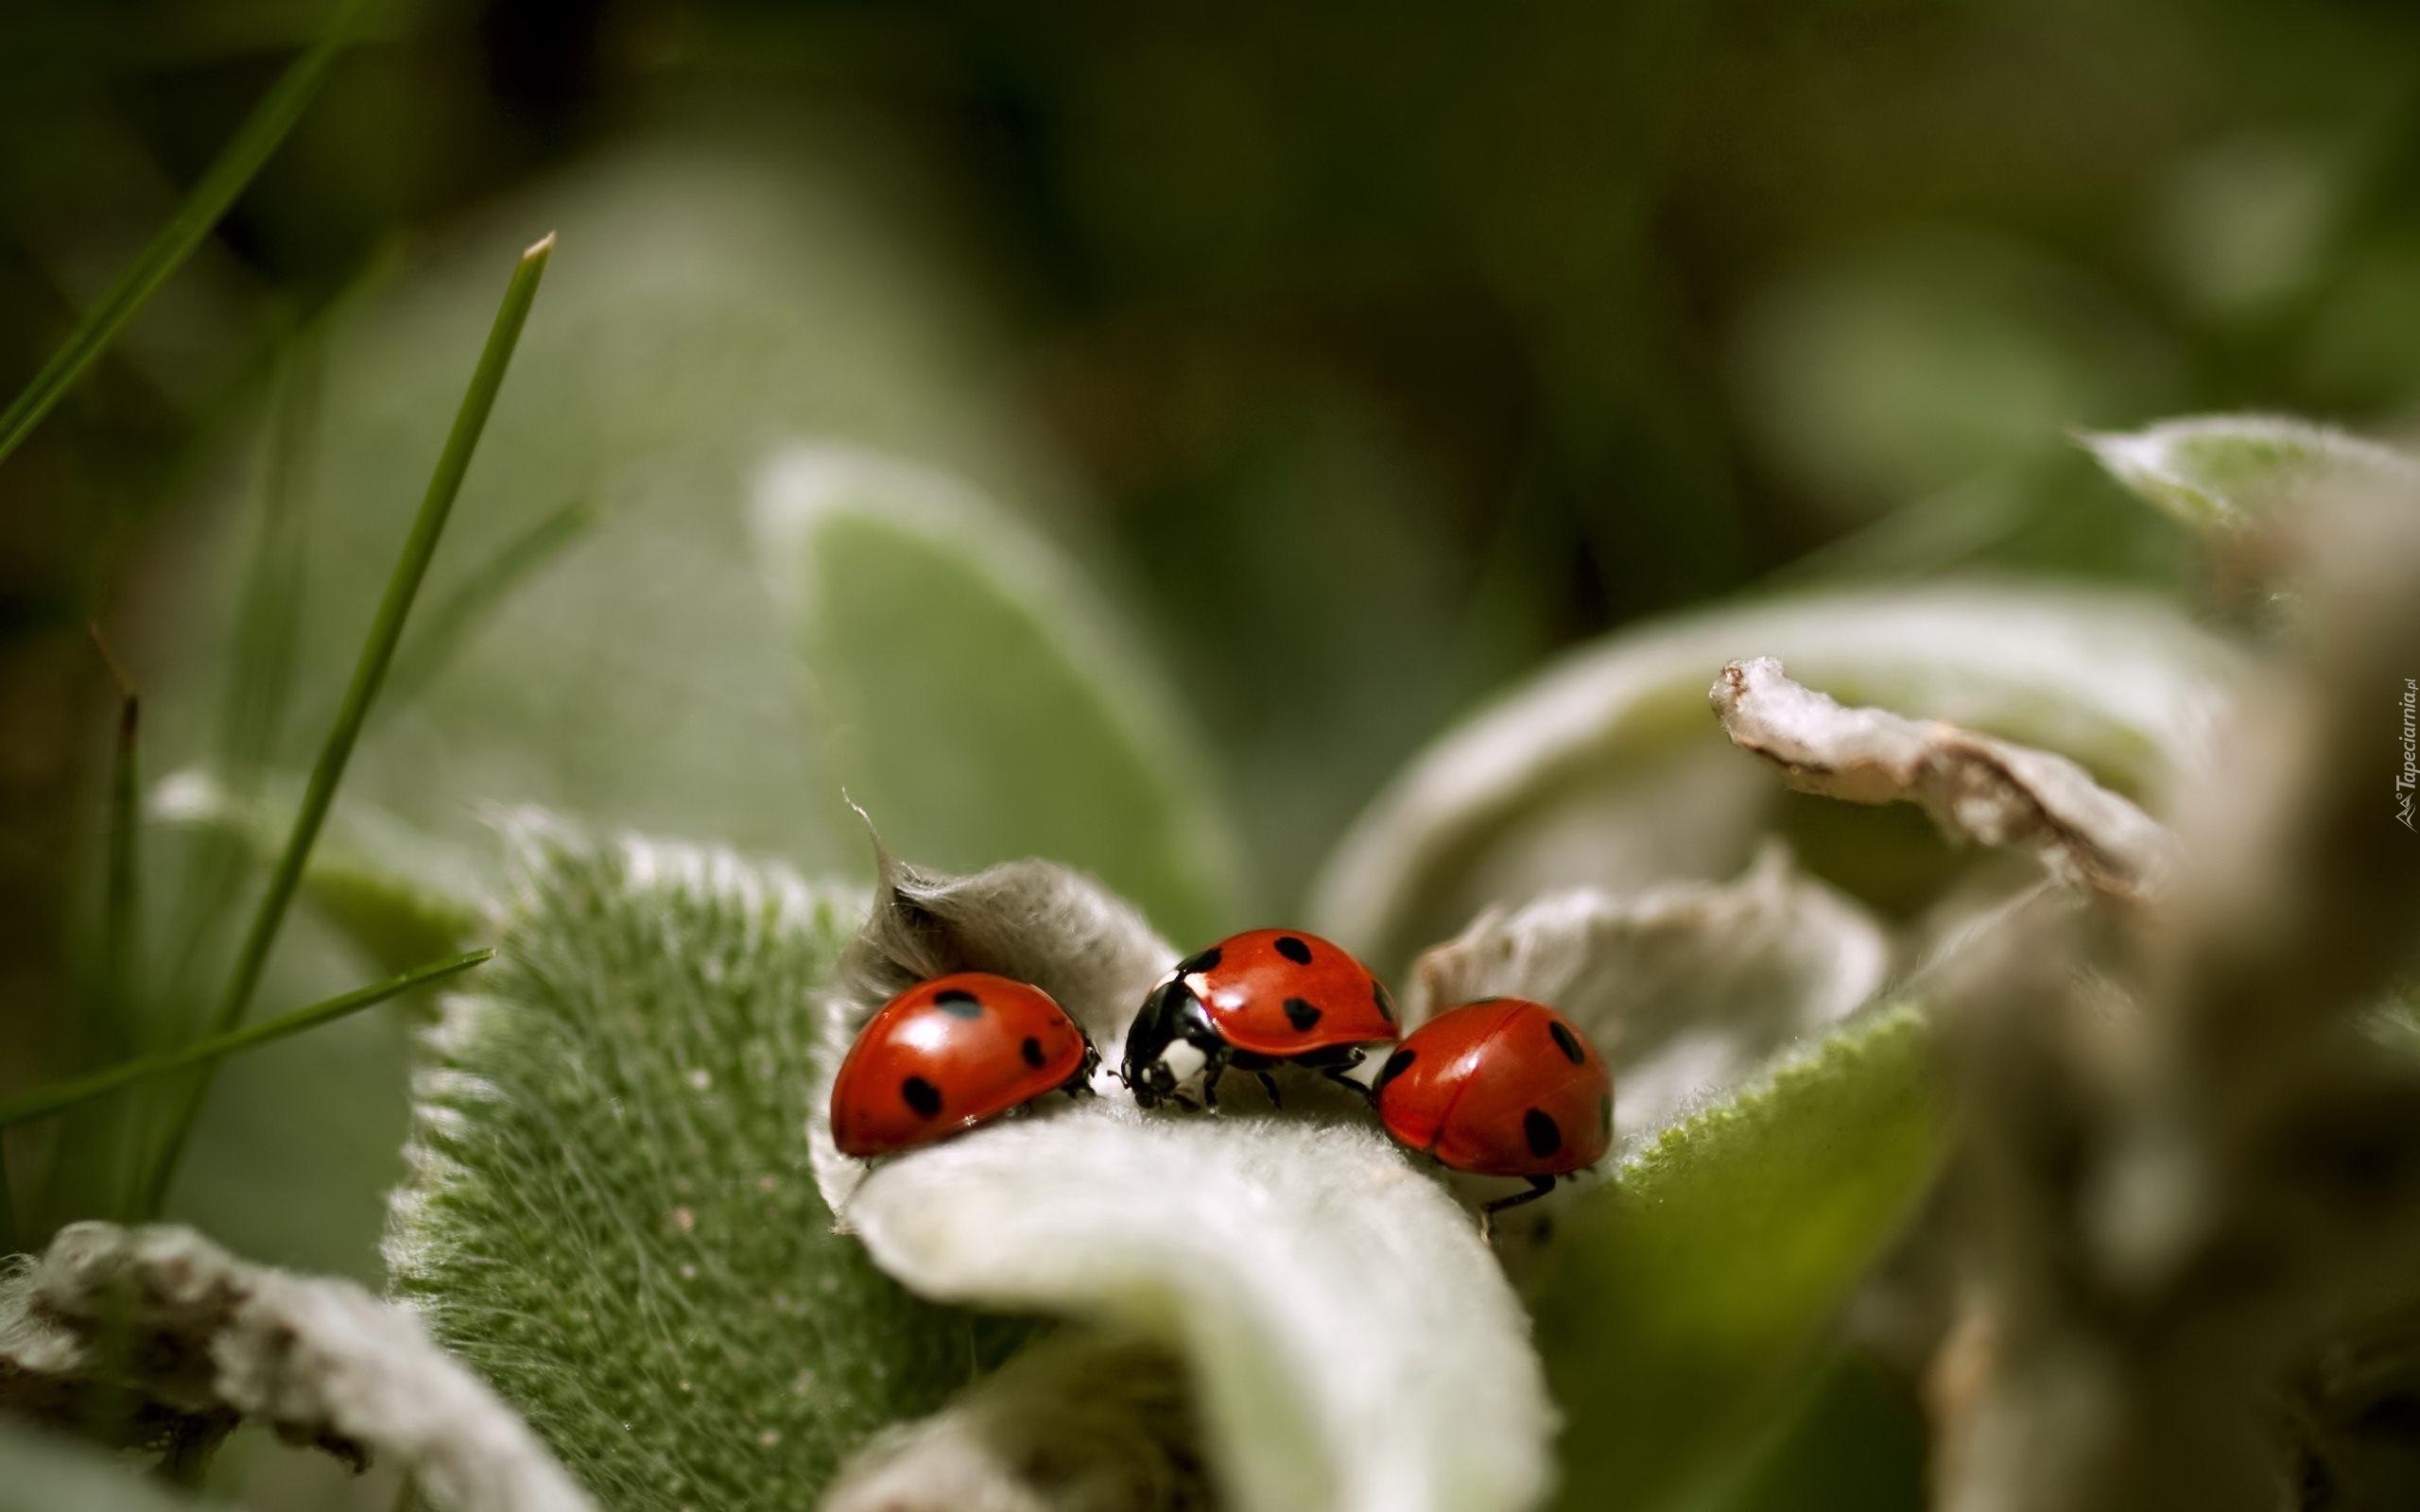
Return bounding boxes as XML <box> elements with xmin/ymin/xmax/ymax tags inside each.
<box><xmin>1705</xmin><ymin>1354</ymin><xmax>1929</xmax><ymax>1512</ymax></box>
<box><xmin>2084</xmin><ymin>410</ymin><xmax>2419</xmax><ymax>532</ymax></box>
<box><xmin>11</xmin><ymin>0</ymin><xmax>2420</xmax><ymax>918</ymax></box>
<box><xmin>0</xmin><ymin>1420</ymin><xmax>228</xmax><ymax>1512</ymax></box>
<box><xmin>7</xmin><ymin>0</ymin><xmax>2420</xmax><ymax>1507</ymax></box>
<box><xmin>756</xmin><ymin>452</ymin><xmax>1238</xmax><ymax>942</ymax></box>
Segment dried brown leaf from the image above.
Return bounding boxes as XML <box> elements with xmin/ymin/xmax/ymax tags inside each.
<box><xmin>0</xmin><ymin>1223</ymin><xmax>591</xmax><ymax>1512</ymax></box>
<box><xmin>1711</xmin><ymin>656</ymin><xmax>2177</xmax><ymax>903</ymax></box>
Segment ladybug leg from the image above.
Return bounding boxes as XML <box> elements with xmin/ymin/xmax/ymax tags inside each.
<box><xmin>1200</xmin><ymin>1061</ymin><xmax>1224</xmax><ymax>1111</ymax></box>
<box><xmin>1318</xmin><ymin>1064</ymin><xmax>1374</xmax><ymax>1104</ymax></box>
<box><xmin>1254</xmin><ymin>1071</ymin><xmax>1284</xmax><ymax>1108</ymax></box>
<box><xmin>1063</xmin><ymin>1042</ymin><xmax>1102</xmax><ymax>1100</ymax></box>
<box><xmin>1478</xmin><ymin>1176</ymin><xmax>1560</xmax><ymax>1243</ymax></box>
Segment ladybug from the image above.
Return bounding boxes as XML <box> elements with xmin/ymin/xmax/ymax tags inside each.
<box><xmin>1122</xmin><ymin>929</ymin><xmax>1400</xmax><ymax>1109</ymax></box>
<box><xmin>830</xmin><ymin>972</ymin><xmax>1098</xmax><ymax>1157</ymax></box>
<box><xmin>1373</xmin><ymin>998</ymin><xmax>1612</xmax><ymax>1232</ymax></box>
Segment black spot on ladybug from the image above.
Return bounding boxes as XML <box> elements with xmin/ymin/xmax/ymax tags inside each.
<box><xmin>1524</xmin><ymin>1108</ymin><xmax>1563</xmax><ymax>1159</ymax></box>
<box><xmin>1177</xmin><ymin>946</ymin><xmax>1222</xmax><ymax>976</ymax></box>
<box><xmin>902</xmin><ymin>1076</ymin><xmax>943</xmax><ymax>1118</ymax></box>
<box><xmin>1548</xmin><ymin>1020</ymin><xmax>1585</xmax><ymax>1065</ymax></box>
<box><xmin>1375</xmin><ymin>1048</ymin><xmax>1417</xmax><ymax>1091</ymax></box>
<box><xmin>1373</xmin><ymin>981</ymin><xmax>1396</xmax><ymax>1023</ymax></box>
<box><xmin>1021</xmin><ymin>1036</ymin><xmax>1047</xmax><ymax>1069</ymax></box>
<box><xmin>1274</xmin><ymin>936</ymin><xmax>1314</xmax><ymax>965</ymax></box>
<box><xmin>1283</xmin><ymin>997</ymin><xmax>1322</xmax><ymax>1031</ymax></box>
<box><xmin>933</xmin><ymin>988</ymin><xmax>983</xmax><ymax>1019</ymax></box>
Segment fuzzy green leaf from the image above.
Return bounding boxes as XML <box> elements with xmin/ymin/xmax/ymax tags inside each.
<box><xmin>2083</xmin><ymin>413</ymin><xmax>2418</xmax><ymax>532</ymax></box>
<box><xmin>388</xmin><ymin>824</ymin><xmax>1026</xmax><ymax>1512</ymax></box>
<box><xmin>754</xmin><ymin>449</ymin><xmax>1240</xmax><ymax>943</ymax></box>
<box><xmin>1535</xmin><ymin>1003</ymin><xmax>1943</xmax><ymax>1512</ymax></box>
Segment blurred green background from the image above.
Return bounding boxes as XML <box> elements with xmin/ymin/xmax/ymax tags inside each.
<box><xmin>3</xmin><ymin>0</ymin><xmax>2419</xmax><ymax>1501</ymax></box>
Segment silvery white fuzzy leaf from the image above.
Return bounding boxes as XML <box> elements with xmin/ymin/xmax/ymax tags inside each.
<box><xmin>812</xmin><ymin>850</ymin><xmax>1552</xmax><ymax>1512</ymax></box>
<box><xmin>822</xmin><ymin>1331</ymin><xmax>1208</xmax><ymax>1512</ymax></box>
<box><xmin>1711</xmin><ymin>657</ymin><xmax>2178</xmax><ymax>903</ymax></box>
<box><xmin>1310</xmin><ymin>586</ymin><xmax>2242</xmax><ymax>969</ymax></box>
<box><xmin>2082</xmin><ymin>412</ymin><xmax>2418</xmax><ymax>533</ymax></box>
<box><xmin>828</xmin><ymin>819</ymin><xmax>1176</xmax><ymax>1050</ymax></box>
<box><xmin>809</xmin><ymin>831</ymin><xmax>1172</xmax><ymax>1215</ymax></box>
<box><xmin>0</xmin><ymin>1222</ymin><xmax>590</xmax><ymax>1512</ymax></box>
<box><xmin>1409</xmin><ymin>845</ymin><xmax>1894</xmax><ymax>1141</ymax></box>
<box><xmin>843</xmin><ymin>1109</ymin><xmax>1553</xmax><ymax>1512</ymax></box>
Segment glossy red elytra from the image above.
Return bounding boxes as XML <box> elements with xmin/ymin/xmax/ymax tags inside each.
<box><xmin>829</xmin><ymin>972</ymin><xmax>1098</xmax><ymax>1157</ymax></box>
<box><xmin>1373</xmin><ymin>997</ymin><xmax>1612</xmax><ymax>1229</ymax></box>
<box><xmin>1123</xmin><ymin>928</ymin><xmax>1400</xmax><ymax>1108</ymax></box>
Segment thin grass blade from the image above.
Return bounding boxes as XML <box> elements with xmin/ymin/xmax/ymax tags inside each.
<box><xmin>380</xmin><ymin>493</ymin><xmax>592</xmax><ymax>712</ymax></box>
<box><xmin>91</xmin><ymin>627</ymin><xmax>141</xmax><ymax>1013</ymax></box>
<box><xmin>216</xmin><ymin>333</ymin><xmax>322</xmax><ymax>778</ymax></box>
<box><xmin>135</xmin><ymin>233</ymin><xmax>553</xmax><ymax>1214</ymax></box>
<box><xmin>0</xmin><ymin>0</ymin><xmax>367</xmax><ymax>466</ymax></box>
<box><xmin>154</xmin><ymin>335</ymin><xmax>324</xmax><ymax>1044</ymax></box>
<box><xmin>1</xmin><ymin>950</ymin><xmax>491</xmax><ymax>1130</ymax></box>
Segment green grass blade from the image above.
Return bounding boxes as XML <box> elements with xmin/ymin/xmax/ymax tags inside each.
<box><xmin>150</xmin><ymin>767</ymin><xmax>483</xmax><ymax>976</ymax></box>
<box><xmin>135</xmin><ymin>234</ymin><xmax>552</xmax><ymax>1215</ymax></box>
<box><xmin>153</xmin><ymin>339</ymin><xmax>322</xmax><ymax>1044</ymax></box>
<box><xmin>217</xmin><ymin>335</ymin><xmax>322</xmax><ymax>778</ymax></box>
<box><xmin>0</xmin><ymin>950</ymin><xmax>490</xmax><ymax>1131</ymax></box>
<box><xmin>379</xmin><ymin>492</ymin><xmax>592</xmax><ymax>712</ymax></box>
<box><xmin>0</xmin><ymin>0</ymin><xmax>365</xmax><ymax>467</ymax></box>
<box><xmin>92</xmin><ymin>628</ymin><xmax>141</xmax><ymax>1012</ymax></box>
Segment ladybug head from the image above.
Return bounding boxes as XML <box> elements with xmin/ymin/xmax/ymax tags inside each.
<box><xmin>1127</xmin><ymin>1059</ymin><xmax>1182</xmax><ymax>1109</ymax></box>
<box><xmin>1121</xmin><ymin>973</ymin><xmax>1210</xmax><ymax>1109</ymax></box>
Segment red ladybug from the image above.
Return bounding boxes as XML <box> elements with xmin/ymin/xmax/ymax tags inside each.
<box><xmin>1373</xmin><ymin>998</ymin><xmax>1613</xmax><ymax>1229</ymax></box>
<box><xmin>830</xmin><ymin>972</ymin><xmax>1098</xmax><ymax>1157</ymax></box>
<box><xmin>1122</xmin><ymin>929</ymin><xmax>1400</xmax><ymax>1109</ymax></box>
